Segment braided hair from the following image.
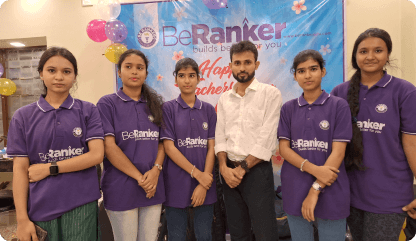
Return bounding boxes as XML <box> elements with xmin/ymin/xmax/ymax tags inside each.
<box><xmin>345</xmin><ymin>28</ymin><xmax>392</xmax><ymax>171</ymax></box>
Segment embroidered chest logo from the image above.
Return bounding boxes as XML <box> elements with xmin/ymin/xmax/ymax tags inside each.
<box><xmin>319</xmin><ymin>120</ymin><xmax>329</xmax><ymax>130</ymax></box>
<box><xmin>202</xmin><ymin>122</ymin><xmax>208</xmax><ymax>130</ymax></box>
<box><xmin>73</xmin><ymin>127</ymin><xmax>82</xmax><ymax>137</ymax></box>
<box><xmin>375</xmin><ymin>104</ymin><xmax>388</xmax><ymax>113</ymax></box>
<box><xmin>148</xmin><ymin>115</ymin><xmax>154</xmax><ymax>122</ymax></box>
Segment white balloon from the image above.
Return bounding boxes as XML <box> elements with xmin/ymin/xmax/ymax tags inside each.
<box><xmin>97</xmin><ymin>0</ymin><xmax>121</xmax><ymax>20</ymax></box>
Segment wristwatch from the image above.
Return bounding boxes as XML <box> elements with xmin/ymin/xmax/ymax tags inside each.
<box><xmin>312</xmin><ymin>181</ymin><xmax>325</xmax><ymax>193</ymax></box>
<box><xmin>154</xmin><ymin>164</ymin><xmax>163</xmax><ymax>171</ymax></box>
<box><xmin>49</xmin><ymin>162</ymin><xmax>59</xmax><ymax>176</ymax></box>
<box><xmin>240</xmin><ymin>160</ymin><xmax>250</xmax><ymax>173</ymax></box>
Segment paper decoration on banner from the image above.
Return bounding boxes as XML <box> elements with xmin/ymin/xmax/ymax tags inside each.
<box><xmin>202</xmin><ymin>0</ymin><xmax>228</xmax><ymax>9</ymax></box>
<box><xmin>97</xmin><ymin>0</ymin><xmax>121</xmax><ymax>20</ymax></box>
<box><xmin>87</xmin><ymin>19</ymin><xmax>108</xmax><ymax>42</ymax></box>
<box><xmin>105</xmin><ymin>43</ymin><xmax>127</xmax><ymax>63</ymax></box>
<box><xmin>0</xmin><ymin>63</ymin><xmax>4</xmax><ymax>77</ymax></box>
<box><xmin>105</xmin><ymin>19</ymin><xmax>128</xmax><ymax>42</ymax></box>
<box><xmin>0</xmin><ymin>78</ymin><xmax>17</xmax><ymax>96</ymax></box>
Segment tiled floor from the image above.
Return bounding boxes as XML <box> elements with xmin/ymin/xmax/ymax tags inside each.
<box><xmin>0</xmin><ymin>210</ymin><xmax>17</xmax><ymax>240</ymax></box>
<box><xmin>0</xmin><ymin>225</ymin><xmax>17</xmax><ymax>241</ymax></box>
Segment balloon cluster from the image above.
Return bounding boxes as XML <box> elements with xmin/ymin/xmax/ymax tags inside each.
<box><xmin>86</xmin><ymin>0</ymin><xmax>128</xmax><ymax>63</ymax></box>
<box><xmin>0</xmin><ymin>78</ymin><xmax>16</xmax><ymax>96</ymax></box>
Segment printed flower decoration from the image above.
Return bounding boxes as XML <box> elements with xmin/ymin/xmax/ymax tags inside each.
<box><xmin>272</xmin><ymin>150</ymin><xmax>284</xmax><ymax>166</ymax></box>
<box><xmin>292</xmin><ymin>0</ymin><xmax>307</xmax><ymax>14</ymax></box>
<box><xmin>280</xmin><ymin>57</ymin><xmax>288</xmax><ymax>65</ymax></box>
<box><xmin>157</xmin><ymin>74</ymin><xmax>163</xmax><ymax>81</ymax></box>
<box><xmin>172</xmin><ymin>6</ymin><xmax>188</xmax><ymax>21</ymax></box>
<box><xmin>174</xmin><ymin>83</ymin><xmax>178</xmax><ymax>87</ymax></box>
<box><xmin>216</xmin><ymin>42</ymin><xmax>223</xmax><ymax>46</ymax></box>
<box><xmin>172</xmin><ymin>51</ymin><xmax>185</xmax><ymax>62</ymax></box>
<box><xmin>319</xmin><ymin>44</ymin><xmax>332</xmax><ymax>55</ymax></box>
<box><xmin>257</xmin><ymin>45</ymin><xmax>263</xmax><ymax>50</ymax></box>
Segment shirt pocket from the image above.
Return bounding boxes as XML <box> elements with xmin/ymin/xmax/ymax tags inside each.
<box><xmin>246</xmin><ymin>108</ymin><xmax>265</xmax><ymax>125</ymax></box>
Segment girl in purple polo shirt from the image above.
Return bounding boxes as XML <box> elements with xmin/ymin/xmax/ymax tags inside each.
<box><xmin>278</xmin><ymin>50</ymin><xmax>352</xmax><ymax>241</ymax></box>
<box><xmin>97</xmin><ymin>49</ymin><xmax>165</xmax><ymax>241</ymax></box>
<box><xmin>331</xmin><ymin>28</ymin><xmax>416</xmax><ymax>241</ymax></box>
<box><xmin>7</xmin><ymin>47</ymin><xmax>104</xmax><ymax>241</ymax></box>
<box><xmin>161</xmin><ymin>58</ymin><xmax>216</xmax><ymax>241</ymax></box>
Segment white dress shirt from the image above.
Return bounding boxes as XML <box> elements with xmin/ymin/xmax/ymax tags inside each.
<box><xmin>214</xmin><ymin>78</ymin><xmax>283</xmax><ymax>162</ymax></box>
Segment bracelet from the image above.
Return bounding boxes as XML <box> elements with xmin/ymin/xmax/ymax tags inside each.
<box><xmin>300</xmin><ymin>159</ymin><xmax>309</xmax><ymax>172</ymax></box>
<box><xmin>191</xmin><ymin>165</ymin><xmax>196</xmax><ymax>178</ymax></box>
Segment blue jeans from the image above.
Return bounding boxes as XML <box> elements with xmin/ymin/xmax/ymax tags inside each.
<box><xmin>287</xmin><ymin>214</ymin><xmax>346</xmax><ymax>241</ymax></box>
<box><xmin>165</xmin><ymin>204</ymin><xmax>214</xmax><ymax>241</ymax></box>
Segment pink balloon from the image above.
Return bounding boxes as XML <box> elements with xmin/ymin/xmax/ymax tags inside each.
<box><xmin>86</xmin><ymin>19</ymin><xmax>108</xmax><ymax>42</ymax></box>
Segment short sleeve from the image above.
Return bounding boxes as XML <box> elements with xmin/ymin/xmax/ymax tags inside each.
<box><xmin>400</xmin><ymin>90</ymin><xmax>416</xmax><ymax>135</ymax></box>
<box><xmin>332</xmin><ymin>99</ymin><xmax>352</xmax><ymax>142</ymax></box>
<box><xmin>97</xmin><ymin>99</ymin><xmax>115</xmax><ymax>137</ymax></box>
<box><xmin>6</xmin><ymin>112</ymin><xmax>28</xmax><ymax>157</ymax></box>
<box><xmin>330</xmin><ymin>85</ymin><xmax>339</xmax><ymax>96</ymax></box>
<box><xmin>85</xmin><ymin>105</ymin><xmax>105</xmax><ymax>142</ymax></box>
<box><xmin>160</xmin><ymin>103</ymin><xmax>176</xmax><ymax>142</ymax></box>
<box><xmin>277</xmin><ymin>103</ymin><xmax>291</xmax><ymax>141</ymax></box>
<box><xmin>207</xmin><ymin>104</ymin><xmax>217</xmax><ymax>139</ymax></box>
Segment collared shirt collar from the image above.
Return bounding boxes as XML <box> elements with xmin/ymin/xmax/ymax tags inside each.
<box><xmin>116</xmin><ymin>88</ymin><xmax>146</xmax><ymax>102</ymax></box>
<box><xmin>231</xmin><ymin>78</ymin><xmax>259</xmax><ymax>96</ymax></box>
<box><xmin>297</xmin><ymin>90</ymin><xmax>330</xmax><ymax>107</ymax></box>
<box><xmin>374</xmin><ymin>72</ymin><xmax>393</xmax><ymax>88</ymax></box>
<box><xmin>175</xmin><ymin>94</ymin><xmax>202</xmax><ymax>109</ymax></box>
<box><xmin>37</xmin><ymin>94</ymin><xmax>75</xmax><ymax>112</ymax></box>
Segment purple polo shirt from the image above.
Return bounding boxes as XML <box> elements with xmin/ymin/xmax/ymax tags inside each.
<box><xmin>331</xmin><ymin>73</ymin><xmax>416</xmax><ymax>214</ymax></box>
<box><xmin>278</xmin><ymin>90</ymin><xmax>352</xmax><ymax>220</ymax></box>
<box><xmin>7</xmin><ymin>95</ymin><xmax>103</xmax><ymax>222</ymax></box>
<box><xmin>97</xmin><ymin>88</ymin><xmax>165</xmax><ymax>211</ymax></box>
<box><xmin>161</xmin><ymin>94</ymin><xmax>217</xmax><ymax>208</ymax></box>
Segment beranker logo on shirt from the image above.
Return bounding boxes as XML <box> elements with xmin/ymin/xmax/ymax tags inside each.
<box><xmin>319</xmin><ymin>120</ymin><xmax>329</xmax><ymax>130</ymax></box>
<box><xmin>292</xmin><ymin>138</ymin><xmax>328</xmax><ymax>152</ymax></box>
<box><xmin>357</xmin><ymin>119</ymin><xmax>386</xmax><ymax>134</ymax></box>
<box><xmin>39</xmin><ymin>146</ymin><xmax>84</xmax><ymax>162</ymax></box>
<box><xmin>178</xmin><ymin>137</ymin><xmax>208</xmax><ymax>148</ymax></box>
<box><xmin>375</xmin><ymin>104</ymin><xmax>388</xmax><ymax>113</ymax></box>
<box><xmin>122</xmin><ymin>129</ymin><xmax>159</xmax><ymax>141</ymax></box>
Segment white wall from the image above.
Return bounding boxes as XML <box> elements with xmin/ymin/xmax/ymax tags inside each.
<box><xmin>0</xmin><ymin>0</ymin><xmax>415</xmax><ymax>105</ymax></box>
<box><xmin>0</xmin><ymin>0</ymin><xmax>115</xmax><ymax>104</ymax></box>
<box><xmin>345</xmin><ymin>0</ymin><xmax>416</xmax><ymax>82</ymax></box>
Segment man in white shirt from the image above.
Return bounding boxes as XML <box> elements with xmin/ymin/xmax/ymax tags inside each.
<box><xmin>215</xmin><ymin>40</ymin><xmax>282</xmax><ymax>241</ymax></box>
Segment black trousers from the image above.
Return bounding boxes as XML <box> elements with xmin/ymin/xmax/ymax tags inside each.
<box><xmin>222</xmin><ymin>160</ymin><xmax>279</xmax><ymax>241</ymax></box>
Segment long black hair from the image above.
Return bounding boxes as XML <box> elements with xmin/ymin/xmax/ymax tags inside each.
<box><xmin>117</xmin><ymin>49</ymin><xmax>164</xmax><ymax>127</ymax></box>
<box><xmin>37</xmin><ymin>47</ymin><xmax>78</xmax><ymax>95</ymax></box>
<box><xmin>346</xmin><ymin>28</ymin><xmax>392</xmax><ymax>171</ymax></box>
